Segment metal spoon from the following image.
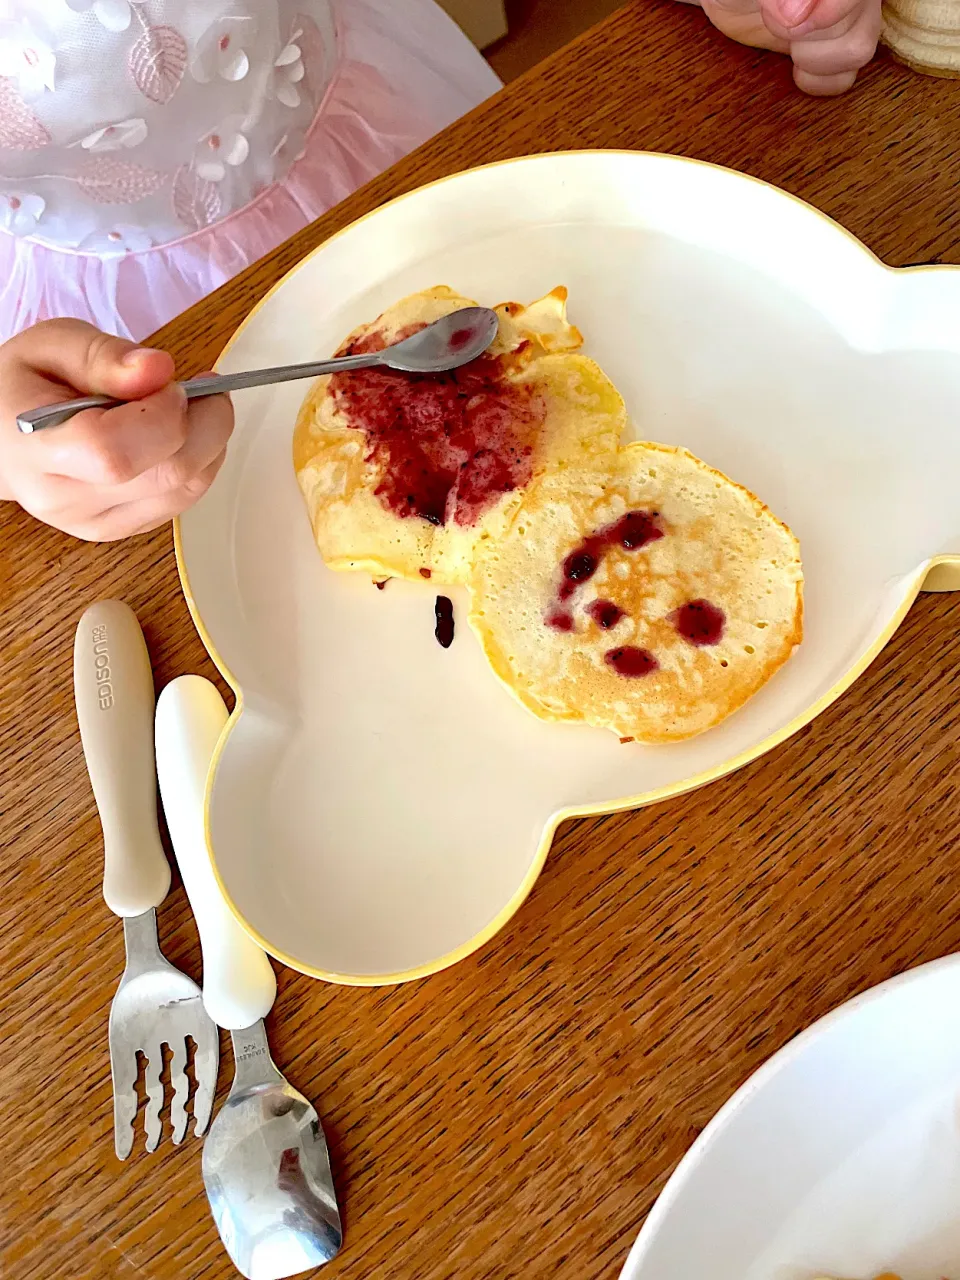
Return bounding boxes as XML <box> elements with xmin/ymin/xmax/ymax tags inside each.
<box><xmin>155</xmin><ymin>675</ymin><xmax>342</xmax><ymax>1280</ymax></box>
<box><xmin>17</xmin><ymin>305</ymin><xmax>500</xmax><ymax>433</ymax></box>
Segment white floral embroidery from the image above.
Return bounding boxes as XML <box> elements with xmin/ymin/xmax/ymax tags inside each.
<box><xmin>0</xmin><ymin>22</ymin><xmax>57</xmax><ymax>98</ymax></box>
<box><xmin>65</xmin><ymin>0</ymin><xmax>142</xmax><ymax>34</ymax></box>
<box><xmin>80</xmin><ymin>118</ymin><xmax>148</xmax><ymax>152</ymax></box>
<box><xmin>78</xmin><ymin>223</ymin><xmax>154</xmax><ymax>256</ymax></box>
<box><xmin>272</xmin><ymin>29</ymin><xmax>305</xmax><ymax>108</ymax></box>
<box><xmin>194</xmin><ymin>116</ymin><xmax>249</xmax><ymax>183</ymax></box>
<box><xmin>190</xmin><ymin>17</ymin><xmax>253</xmax><ymax>85</ymax></box>
<box><xmin>0</xmin><ymin>191</ymin><xmax>45</xmax><ymax>236</ymax></box>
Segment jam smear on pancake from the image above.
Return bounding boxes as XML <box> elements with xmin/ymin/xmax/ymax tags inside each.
<box><xmin>605</xmin><ymin>647</ymin><xmax>659</xmax><ymax>678</ymax></box>
<box><xmin>331</xmin><ymin>326</ymin><xmax>546</xmax><ymax>528</ymax></box>
<box><xmin>549</xmin><ymin>513</ymin><xmax>666</xmax><ymax>677</ymax></box>
<box><xmin>557</xmin><ymin>511</ymin><xmax>663</xmax><ymax>602</ymax></box>
<box><xmin>586</xmin><ymin>600</ymin><xmax>626</xmax><ymax>630</ymax></box>
<box><xmin>545</xmin><ymin>606</ymin><xmax>575</xmax><ymax>632</ymax></box>
<box><xmin>435</xmin><ymin>595</ymin><xmax>455</xmax><ymax>648</ymax></box>
<box><xmin>672</xmin><ymin>599</ymin><xmax>725</xmax><ymax>646</ymax></box>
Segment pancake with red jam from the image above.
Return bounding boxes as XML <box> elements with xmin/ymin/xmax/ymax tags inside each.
<box><xmin>468</xmin><ymin>441</ymin><xmax>803</xmax><ymax>743</ymax></box>
<box><xmin>293</xmin><ymin>286</ymin><xmax>626</xmax><ymax>585</ymax></box>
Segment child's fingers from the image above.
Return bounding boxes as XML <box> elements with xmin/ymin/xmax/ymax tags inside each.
<box><xmin>761</xmin><ymin>0</ymin><xmax>864</xmax><ymax>36</ymax></box>
<box><xmin>3</xmin><ymin>318</ymin><xmax>175</xmax><ymax>401</ymax></box>
<box><xmin>789</xmin><ymin>1</ymin><xmax>881</xmax><ymax>77</ymax></box>
<box><xmin>701</xmin><ymin>0</ymin><xmax>790</xmax><ymax>49</ymax></box>
<box><xmin>792</xmin><ymin>65</ymin><xmax>859</xmax><ymax>91</ymax></box>
<box><xmin>697</xmin><ymin>0</ymin><xmax>879</xmax><ymax>94</ymax></box>
<box><xmin>70</xmin><ymin>450</ymin><xmax>228</xmax><ymax>542</ymax></box>
<box><xmin>109</xmin><ymin>391</ymin><xmax>233</xmax><ymax>502</ymax></box>
<box><xmin>32</xmin><ymin>383</ymin><xmax>190</xmax><ymax>486</ymax></box>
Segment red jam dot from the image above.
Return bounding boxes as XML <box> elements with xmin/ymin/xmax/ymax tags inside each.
<box><xmin>330</xmin><ymin>325</ymin><xmax>545</xmax><ymax>528</ymax></box>
<box><xmin>605</xmin><ymin>647</ymin><xmax>659</xmax><ymax>678</ymax></box>
<box><xmin>435</xmin><ymin>595</ymin><xmax>454</xmax><ymax>648</ymax></box>
<box><xmin>545</xmin><ymin>606</ymin><xmax>574</xmax><ymax>632</ymax></box>
<box><xmin>586</xmin><ymin>599</ymin><xmax>625</xmax><ymax>630</ymax></box>
<box><xmin>612</xmin><ymin>510</ymin><xmax>663</xmax><ymax>550</ymax></box>
<box><xmin>551</xmin><ymin>510</ymin><xmax>663</xmax><ymax>615</ymax></box>
<box><xmin>219</xmin><ymin>34</ymin><xmax>230</xmax><ymax>49</ymax></box>
<box><xmin>673</xmin><ymin>599</ymin><xmax>726</xmax><ymax>646</ymax></box>
<box><xmin>449</xmin><ymin>327</ymin><xmax>472</xmax><ymax>350</ymax></box>
<box><xmin>8</xmin><ymin>196</ymin><xmax>21</xmax><ymax>211</ymax></box>
<box><xmin>561</xmin><ymin>550</ymin><xmax>598</xmax><ymax>595</ymax></box>
<box><xmin>419</xmin><ymin>568</ymin><xmax>432</xmax><ymax>579</ymax></box>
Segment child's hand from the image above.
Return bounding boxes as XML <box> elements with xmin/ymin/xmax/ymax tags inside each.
<box><xmin>0</xmin><ymin>319</ymin><xmax>233</xmax><ymax>541</ymax></box>
<box><xmin>697</xmin><ymin>0</ymin><xmax>882</xmax><ymax>94</ymax></box>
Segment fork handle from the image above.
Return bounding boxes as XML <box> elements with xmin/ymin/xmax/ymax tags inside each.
<box><xmin>74</xmin><ymin>600</ymin><xmax>170</xmax><ymax>916</ymax></box>
<box><xmin>155</xmin><ymin>676</ymin><xmax>276</xmax><ymax>1031</ymax></box>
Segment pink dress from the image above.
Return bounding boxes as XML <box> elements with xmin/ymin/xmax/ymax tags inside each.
<box><xmin>0</xmin><ymin>0</ymin><xmax>500</xmax><ymax>340</ymax></box>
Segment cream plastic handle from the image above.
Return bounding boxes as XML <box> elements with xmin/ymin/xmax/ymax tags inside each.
<box><xmin>155</xmin><ymin>675</ymin><xmax>276</xmax><ymax>1030</ymax></box>
<box><xmin>74</xmin><ymin>599</ymin><xmax>170</xmax><ymax>917</ymax></box>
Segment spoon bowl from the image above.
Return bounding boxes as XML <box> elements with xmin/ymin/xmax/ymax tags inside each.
<box><xmin>202</xmin><ymin>1024</ymin><xmax>342</xmax><ymax>1280</ymax></box>
<box><xmin>380</xmin><ymin>304</ymin><xmax>499</xmax><ymax>372</ymax></box>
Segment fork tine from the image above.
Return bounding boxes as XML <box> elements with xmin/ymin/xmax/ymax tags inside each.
<box><xmin>192</xmin><ymin>1025</ymin><xmax>219</xmax><ymax>1137</ymax></box>
<box><xmin>143</xmin><ymin>1048</ymin><xmax>164</xmax><ymax>1153</ymax></box>
<box><xmin>112</xmin><ymin>1059</ymin><xmax>138</xmax><ymax>1161</ymax></box>
<box><xmin>169</xmin><ymin>1037</ymin><xmax>190</xmax><ymax>1144</ymax></box>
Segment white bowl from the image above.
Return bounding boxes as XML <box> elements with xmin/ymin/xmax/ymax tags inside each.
<box><xmin>176</xmin><ymin>151</ymin><xmax>960</xmax><ymax>984</ymax></box>
<box><xmin>621</xmin><ymin>955</ymin><xmax>960</xmax><ymax>1280</ymax></box>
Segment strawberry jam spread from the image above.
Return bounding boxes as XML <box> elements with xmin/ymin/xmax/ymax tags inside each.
<box><xmin>330</xmin><ymin>326</ymin><xmax>545</xmax><ymax>527</ymax></box>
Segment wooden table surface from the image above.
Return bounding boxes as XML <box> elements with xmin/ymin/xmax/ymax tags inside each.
<box><xmin>5</xmin><ymin>3</ymin><xmax>960</xmax><ymax>1276</ymax></box>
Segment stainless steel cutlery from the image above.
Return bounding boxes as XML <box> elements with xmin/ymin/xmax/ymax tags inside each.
<box><xmin>156</xmin><ymin>675</ymin><xmax>341</xmax><ymax>1278</ymax></box>
<box><xmin>74</xmin><ymin>599</ymin><xmax>342</xmax><ymax>1272</ymax></box>
<box><xmin>74</xmin><ymin>599</ymin><xmax>218</xmax><ymax>1159</ymax></box>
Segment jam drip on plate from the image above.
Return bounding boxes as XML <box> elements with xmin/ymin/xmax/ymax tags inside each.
<box><xmin>435</xmin><ymin>595</ymin><xmax>455</xmax><ymax>648</ymax></box>
<box><xmin>331</xmin><ymin>326</ymin><xmax>546</xmax><ymax>527</ymax></box>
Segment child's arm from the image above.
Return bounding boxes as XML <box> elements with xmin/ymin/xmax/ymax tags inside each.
<box><xmin>690</xmin><ymin>0</ymin><xmax>882</xmax><ymax>95</ymax></box>
<box><xmin>0</xmin><ymin>320</ymin><xmax>233</xmax><ymax>541</ymax></box>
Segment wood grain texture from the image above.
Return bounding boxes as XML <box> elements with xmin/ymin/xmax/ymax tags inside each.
<box><xmin>3</xmin><ymin>3</ymin><xmax>960</xmax><ymax>1276</ymax></box>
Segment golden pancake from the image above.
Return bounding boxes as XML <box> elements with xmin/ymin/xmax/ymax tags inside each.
<box><xmin>468</xmin><ymin>442</ymin><xmax>803</xmax><ymax>743</ymax></box>
<box><xmin>293</xmin><ymin>286</ymin><xmax>625</xmax><ymax>585</ymax></box>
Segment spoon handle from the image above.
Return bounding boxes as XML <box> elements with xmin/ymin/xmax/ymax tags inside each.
<box><xmin>155</xmin><ymin>675</ymin><xmax>277</xmax><ymax>1032</ymax></box>
<box><xmin>16</xmin><ymin>350</ymin><xmax>378</xmax><ymax>434</ymax></box>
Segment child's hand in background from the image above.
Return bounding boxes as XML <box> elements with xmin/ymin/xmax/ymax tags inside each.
<box><xmin>693</xmin><ymin>0</ymin><xmax>882</xmax><ymax>94</ymax></box>
<box><xmin>0</xmin><ymin>320</ymin><xmax>233</xmax><ymax>541</ymax></box>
